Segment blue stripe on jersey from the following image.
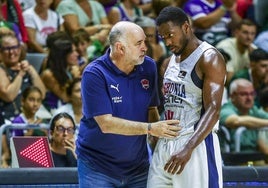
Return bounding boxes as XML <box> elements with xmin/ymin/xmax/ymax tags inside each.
<box><xmin>191</xmin><ymin>65</ymin><xmax>203</xmax><ymax>89</ymax></box>
<box><xmin>205</xmin><ymin>133</ymin><xmax>220</xmax><ymax>188</ymax></box>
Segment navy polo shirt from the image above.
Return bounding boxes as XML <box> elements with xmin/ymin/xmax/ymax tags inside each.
<box><xmin>76</xmin><ymin>48</ymin><xmax>159</xmax><ymax>180</ymax></box>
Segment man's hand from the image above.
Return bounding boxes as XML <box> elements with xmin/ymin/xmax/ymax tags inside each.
<box><xmin>150</xmin><ymin>120</ymin><xmax>181</xmax><ymax>138</ymax></box>
<box><xmin>164</xmin><ymin>146</ymin><xmax>193</xmax><ymax>175</ymax></box>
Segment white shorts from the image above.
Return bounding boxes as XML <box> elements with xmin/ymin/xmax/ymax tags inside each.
<box><xmin>147</xmin><ymin>132</ymin><xmax>223</xmax><ymax>188</ymax></box>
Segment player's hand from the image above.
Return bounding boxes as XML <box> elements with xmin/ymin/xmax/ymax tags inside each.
<box><xmin>150</xmin><ymin>120</ymin><xmax>181</xmax><ymax>138</ymax></box>
<box><xmin>164</xmin><ymin>147</ymin><xmax>192</xmax><ymax>175</ymax></box>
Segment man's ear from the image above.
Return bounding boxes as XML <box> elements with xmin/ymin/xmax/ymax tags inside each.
<box><xmin>115</xmin><ymin>41</ymin><xmax>125</xmax><ymax>54</ymax></box>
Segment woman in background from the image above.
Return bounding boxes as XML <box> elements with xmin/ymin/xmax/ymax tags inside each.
<box><xmin>49</xmin><ymin>112</ymin><xmax>77</xmax><ymax>167</ymax></box>
<box><xmin>41</xmin><ymin>38</ymin><xmax>80</xmax><ymax>112</ymax></box>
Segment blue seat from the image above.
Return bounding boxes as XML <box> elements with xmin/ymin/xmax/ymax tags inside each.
<box><xmin>25</xmin><ymin>53</ymin><xmax>47</xmax><ymax>73</ymax></box>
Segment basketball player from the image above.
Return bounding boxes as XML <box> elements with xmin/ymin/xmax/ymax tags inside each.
<box><xmin>147</xmin><ymin>7</ymin><xmax>226</xmax><ymax>188</ymax></box>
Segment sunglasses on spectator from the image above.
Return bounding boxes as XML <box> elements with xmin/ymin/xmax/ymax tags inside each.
<box><xmin>1</xmin><ymin>44</ymin><xmax>20</xmax><ymax>52</ymax></box>
<box><xmin>55</xmin><ymin>126</ymin><xmax>75</xmax><ymax>134</ymax></box>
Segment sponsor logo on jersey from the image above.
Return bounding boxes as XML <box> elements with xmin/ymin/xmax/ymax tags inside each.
<box><xmin>110</xmin><ymin>84</ymin><xmax>119</xmax><ymax>92</ymax></box>
<box><xmin>178</xmin><ymin>71</ymin><xmax>187</xmax><ymax>78</ymax></box>
<box><xmin>141</xmin><ymin>79</ymin><xmax>149</xmax><ymax>89</ymax></box>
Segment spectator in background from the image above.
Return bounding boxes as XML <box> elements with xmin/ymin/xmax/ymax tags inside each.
<box><xmin>216</xmin><ymin>19</ymin><xmax>257</xmax><ymax>86</ymax></box>
<box><xmin>49</xmin><ymin>112</ymin><xmax>77</xmax><ymax>167</ymax></box>
<box><xmin>23</xmin><ymin>0</ymin><xmax>65</xmax><ymax>53</ymax></box>
<box><xmin>0</xmin><ymin>0</ymin><xmax>28</xmax><ymax>43</ymax></box>
<box><xmin>230</xmin><ymin>48</ymin><xmax>268</xmax><ymax>107</ymax></box>
<box><xmin>39</xmin><ymin>31</ymin><xmax>72</xmax><ymax>74</ymax></box>
<box><xmin>1</xmin><ymin>86</ymin><xmax>47</xmax><ymax>168</ymax></box>
<box><xmin>56</xmin><ymin>0</ymin><xmax>111</xmax><ymax>46</ymax></box>
<box><xmin>72</xmin><ymin>28</ymin><xmax>91</xmax><ymax>69</ymax></box>
<box><xmin>183</xmin><ymin>0</ymin><xmax>241</xmax><ymax>46</ymax></box>
<box><xmin>220</xmin><ymin>78</ymin><xmax>268</xmax><ymax>153</ymax></box>
<box><xmin>40</xmin><ymin>38</ymin><xmax>80</xmax><ymax>112</ymax></box>
<box><xmin>53</xmin><ymin>78</ymin><xmax>82</xmax><ymax>125</ymax></box>
<box><xmin>135</xmin><ymin>16</ymin><xmax>167</xmax><ymax>63</ymax></box>
<box><xmin>72</xmin><ymin>28</ymin><xmax>105</xmax><ymax>70</ymax></box>
<box><xmin>11</xmin><ymin>86</ymin><xmax>47</xmax><ymax>137</ymax></box>
<box><xmin>107</xmin><ymin>0</ymin><xmax>143</xmax><ymax>25</ymax></box>
<box><xmin>0</xmin><ymin>33</ymin><xmax>46</xmax><ymax>123</ymax></box>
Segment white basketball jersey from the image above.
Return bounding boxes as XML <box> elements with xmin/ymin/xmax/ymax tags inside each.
<box><xmin>163</xmin><ymin>41</ymin><xmax>214</xmax><ymax>134</ymax></box>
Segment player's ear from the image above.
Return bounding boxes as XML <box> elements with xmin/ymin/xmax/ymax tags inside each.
<box><xmin>183</xmin><ymin>21</ymin><xmax>190</xmax><ymax>34</ymax></box>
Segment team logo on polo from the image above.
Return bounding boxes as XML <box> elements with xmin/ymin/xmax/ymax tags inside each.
<box><xmin>178</xmin><ymin>71</ymin><xmax>187</xmax><ymax>78</ymax></box>
<box><xmin>141</xmin><ymin>79</ymin><xmax>149</xmax><ymax>89</ymax></box>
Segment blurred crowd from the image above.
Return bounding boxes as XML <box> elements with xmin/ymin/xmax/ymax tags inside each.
<box><xmin>0</xmin><ymin>0</ymin><xmax>268</xmax><ymax>168</ymax></box>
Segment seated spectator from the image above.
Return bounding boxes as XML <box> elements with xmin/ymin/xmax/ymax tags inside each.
<box><xmin>183</xmin><ymin>0</ymin><xmax>241</xmax><ymax>45</ymax></box>
<box><xmin>72</xmin><ymin>28</ymin><xmax>105</xmax><ymax>70</ymax></box>
<box><xmin>49</xmin><ymin>112</ymin><xmax>77</xmax><ymax>167</ymax></box>
<box><xmin>53</xmin><ymin>78</ymin><xmax>82</xmax><ymax>125</ymax></box>
<box><xmin>216</xmin><ymin>19</ymin><xmax>257</xmax><ymax>86</ymax></box>
<box><xmin>11</xmin><ymin>86</ymin><xmax>47</xmax><ymax>137</ymax></box>
<box><xmin>56</xmin><ymin>0</ymin><xmax>111</xmax><ymax>46</ymax></box>
<box><xmin>135</xmin><ymin>16</ymin><xmax>167</xmax><ymax>63</ymax></box>
<box><xmin>220</xmin><ymin>78</ymin><xmax>268</xmax><ymax>153</ymax></box>
<box><xmin>107</xmin><ymin>0</ymin><xmax>143</xmax><ymax>25</ymax></box>
<box><xmin>0</xmin><ymin>33</ymin><xmax>46</xmax><ymax>123</ymax></box>
<box><xmin>230</xmin><ymin>48</ymin><xmax>268</xmax><ymax>106</ymax></box>
<box><xmin>0</xmin><ymin>0</ymin><xmax>28</xmax><ymax>43</ymax></box>
<box><xmin>39</xmin><ymin>31</ymin><xmax>72</xmax><ymax>74</ymax></box>
<box><xmin>1</xmin><ymin>86</ymin><xmax>47</xmax><ymax>168</ymax></box>
<box><xmin>40</xmin><ymin>38</ymin><xmax>80</xmax><ymax>112</ymax></box>
<box><xmin>23</xmin><ymin>0</ymin><xmax>65</xmax><ymax>53</ymax></box>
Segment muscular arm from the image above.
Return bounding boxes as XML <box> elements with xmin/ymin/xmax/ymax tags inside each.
<box><xmin>186</xmin><ymin>49</ymin><xmax>226</xmax><ymax>150</ymax></box>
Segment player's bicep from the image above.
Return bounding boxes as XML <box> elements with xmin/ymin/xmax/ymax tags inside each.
<box><xmin>201</xmin><ymin>50</ymin><xmax>226</xmax><ymax>110</ymax></box>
